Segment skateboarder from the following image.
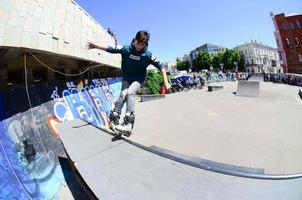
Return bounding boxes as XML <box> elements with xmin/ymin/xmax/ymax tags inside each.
<box><xmin>87</xmin><ymin>30</ymin><xmax>171</xmax><ymax>136</ymax></box>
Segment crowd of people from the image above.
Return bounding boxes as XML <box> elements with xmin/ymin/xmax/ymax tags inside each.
<box><xmin>264</xmin><ymin>73</ymin><xmax>302</xmax><ymax>87</ymax></box>
<box><xmin>169</xmin><ymin>71</ymin><xmax>250</xmax><ymax>93</ymax></box>
<box><xmin>205</xmin><ymin>71</ymin><xmax>249</xmax><ymax>82</ymax></box>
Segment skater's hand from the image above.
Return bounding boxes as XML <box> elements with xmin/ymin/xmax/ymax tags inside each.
<box><xmin>165</xmin><ymin>82</ymin><xmax>171</xmax><ymax>90</ymax></box>
<box><xmin>86</xmin><ymin>42</ymin><xmax>98</xmax><ymax>50</ymax></box>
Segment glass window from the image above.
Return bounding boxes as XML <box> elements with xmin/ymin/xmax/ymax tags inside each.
<box><xmin>279</xmin><ymin>52</ymin><xmax>282</xmax><ymax>60</ymax></box>
<box><xmin>295</xmin><ymin>37</ymin><xmax>299</xmax><ymax>46</ymax></box>
<box><xmin>290</xmin><ymin>22</ymin><xmax>295</xmax><ymax>29</ymax></box>
<box><xmin>297</xmin><ymin>20</ymin><xmax>301</xmax><ymax>29</ymax></box>
<box><xmin>299</xmin><ymin>54</ymin><xmax>302</xmax><ymax>62</ymax></box>
<box><xmin>286</xmin><ymin>38</ymin><xmax>290</xmax><ymax>46</ymax></box>
<box><xmin>32</xmin><ymin>68</ymin><xmax>47</xmax><ymax>83</ymax></box>
<box><xmin>281</xmin><ymin>23</ymin><xmax>289</xmax><ymax>30</ymax></box>
<box><xmin>7</xmin><ymin>69</ymin><xmax>24</xmax><ymax>85</ymax></box>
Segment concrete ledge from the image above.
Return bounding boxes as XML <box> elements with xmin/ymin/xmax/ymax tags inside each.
<box><xmin>208</xmin><ymin>85</ymin><xmax>224</xmax><ymax>92</ymax></box>
<box><xmin>141</xmin><ymin>145</ymin><xmax>302</xmax><ymax>180</ymax></box>
<box><xmin>140</xmin><ymin>94</ymin><xmax>166</xmax><ymax>102</ymax></box>
<box><xmin>236</xmin><ymin>81</ymin><xmax>260</xmax><ymax>97</ymax></box>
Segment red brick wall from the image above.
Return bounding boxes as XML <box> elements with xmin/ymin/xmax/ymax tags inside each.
<box><xmin>272</xmin><ymin>13</ymin><xmax>302</xmax><ymax>74</ymax></box>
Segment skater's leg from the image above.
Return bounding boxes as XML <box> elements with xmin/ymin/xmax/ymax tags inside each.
<box><xmin>125</xmin><ymin>81</ymin><xmax>141</xmax><ymax>113</ymax></box>
<box><xmin>116</xmin><ymin>81</ymin><xmax>140</xmax><ymax>136</ymax></box>
<box><xmin>113</xmin><ymin>81</ymin><xmax>130</xmax><ymax>113</ymax></box>
<box><xmin>109</xmin><ymin>81</ymin><xmax>129</xmax><ymax>130</ymax></box>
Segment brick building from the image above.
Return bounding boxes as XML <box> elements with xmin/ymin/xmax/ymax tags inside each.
<box><xmin>271</xmin><ymin>13</ymin><xmax>302</xmax><ymax>74</ymax></box>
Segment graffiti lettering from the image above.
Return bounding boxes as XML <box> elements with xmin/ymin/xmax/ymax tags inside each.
<box><xmin>54</xmin><ymin>78</ymin><xmax>121</xmax><ymax>129</ymax></box>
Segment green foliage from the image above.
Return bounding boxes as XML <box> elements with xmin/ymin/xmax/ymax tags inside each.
<box><xmin>195</xmin><ymin>51</ymin><xmax>211</xmax><ymax>71</ymax></box>
<box><xmin>238</xmin><ymin>54</ymin><xmax>245</xmax><ymax>72</ymax></box>
<box><xmin>146</xmin><ymin>70</ymin><xmax>163</xmax><ymax>94</ymax></box>
<box><xmin>211</xmin><ymin>52</ymin><xmax>223</xmax><ymax>70</ymax></box>
<box><xmin>221</xmin><ymin>49</ymin><xmax>233</xmax><ymax>70</ymax></box>
<box><xmin>176</xmin><ymin>60</ymin><xmax>189</xmax><ymax>71</ymax></box>
<box><xmin>230</xmin><ymin>50</ymin><xmax>240</xmax><ymax>67</ymax></box>
<box><xmin>189</xmin><ymin>49</ymin><xmax>246</xmax><ymax>72</ymax></box>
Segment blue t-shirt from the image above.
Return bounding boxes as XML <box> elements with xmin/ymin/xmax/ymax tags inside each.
<box><xmin>106</xmin><ymin>41</ymin><xmax>163</xmax><ymax>83</ymax></box>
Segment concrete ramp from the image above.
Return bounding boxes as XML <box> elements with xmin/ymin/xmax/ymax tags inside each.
<box><xmin>248</xmin><ymin>74</ymin><xmax>264</xmax><ymax>81</ymax></box>
<box><xmin>236</xmin><ymin>81</ymin><xmax>260</xmax><ymax>97</ymax></box>
<box><xmin>208</xmin><ymin>85</ymin><xmax>224</xmax><ymax>92</ymax></box>
<box><xmin>57</xmin><ymin>119</ymin><xmax>302</xmax><ymax>200</ymax></box>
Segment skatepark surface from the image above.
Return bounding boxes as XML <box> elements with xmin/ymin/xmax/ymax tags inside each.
<box><xmin>56</xmin><ymin>79</ymin><xmax>302</xmax><ymax>199</ymax></box>
<box><xmin>57</xmin><ymin>119</ymin><xmax>302</xmax><ymax>200</ymax></box>
<box><xmin>131</xmin><ymin>81</ymin><xmax>302</xmax><ymax>174</ymax></box>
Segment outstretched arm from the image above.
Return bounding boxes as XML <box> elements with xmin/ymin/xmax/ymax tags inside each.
<box><xmin>87</xmin><ymin>42</ymin><xmax>123</xmax><ymax>54</ymax></box>
<box><xmin>86</xmin><ymin>42</ymin><xmax>108</xmax><ymax>51</ymax></box>
<box><xmin>161</xmin><ymin>68</ymin><xmax>171</xmax><ymax>90</ymax></box>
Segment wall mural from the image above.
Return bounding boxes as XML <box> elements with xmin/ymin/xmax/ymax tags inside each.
<box><xmin>0</xmin><ymin>77</ymin><xmax>122</xmax><ymax>199</ymax></box>
<box><xmin>53</xmin><ymin>78</ymin><xmax>121</xmax><ymax>129</ymax></box>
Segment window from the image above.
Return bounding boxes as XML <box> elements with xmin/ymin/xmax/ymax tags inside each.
<box><xmin>286</xmin><ymin>38</ymin><xmax>290</xmax><ymax>46</ymax></box>
<box><xmin>299</xmin><ymin>53</ymin><xmax>302</xmax><ymax>62</ymax></box>
<box><xmin>297</xmin><ymin>20</ymin><xmax>301</xmax><ymax>29</ymax></box>
<box><xmin>32</xmin><ymin>68</ymin><xmax>47</xmax><ymax>83</ymax></box>
<box><xmin>54</xmin><ymin>68</ymin><xmax>66</xmax><ymax>81</ymax></box>
<box><xmin>276</xmin><ymin>38</ymin><xmax>279</xmax><ymax>46</ymax></box>
<box><xmin>295</xmin><ymin>37</ymin><xmax>299</xmax><ymax>46</ymax></box>
<box><xmin>7</xmin><ymin>69</ymin><xmax>24</xmax><ymax>85</ymax></box>
<box><xmin>281</xmin><ymin>23</ymin><xmax>289</xmax><ymax>30</ymax></box>
<box><xmin>290</xmin><ymin>22</ymin><xmax>295</xmax><ymax>30</ymax></box>
<box><xmin>278</xmin><ymin>52</ymin><xmax>282</xmax><ymax>60</ymax></box>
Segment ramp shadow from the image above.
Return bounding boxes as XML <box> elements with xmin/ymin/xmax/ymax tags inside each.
<box><xmin>58</xmin><ymin>157</ymin><xmax>97</xmax><ymax>200</ymax></box>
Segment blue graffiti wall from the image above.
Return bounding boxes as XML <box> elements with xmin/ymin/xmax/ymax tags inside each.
<box><xmin>0</xmin><ymin>77</ymin><xmax>122</xmax><ymax>199</ymax></box>
<box><xmin>53</xmin><ymin>78</ymin><xmax>121</xmax><ymax>128</ymax></box>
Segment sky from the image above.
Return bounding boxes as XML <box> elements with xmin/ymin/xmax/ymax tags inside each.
<box><xmin>76</xmin><ymin>0</ymin><xmax>302</xmax><ymax>62</ymax></box>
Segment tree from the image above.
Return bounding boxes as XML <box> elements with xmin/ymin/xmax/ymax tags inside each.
<box><xmin>221</xmin><ymin>49</ymin><xmax>233</xmax><ymax>70</ymax></box>
<box><xmin>176</xmin><ymin>60</ymin><xmax>189</xmax><ymax>71</ymax></box>
<box><xmin>146</xmin><ymin>70</ymin><xmax>163</xmax><ymax>94</ymax></box>
<box><xmin>211</xmin><ymin>52</ymin><xmax>223</xmax><ymax>70</ymax></box>
<box><xmin>238</xmin><ymin>54</ymin><xmax>245</xmax><ymax>72</ymax></box>
<box><xmin>195</xmin><ymin>51</ymin><xmax>211</xmax><ymax>71</ymax></box>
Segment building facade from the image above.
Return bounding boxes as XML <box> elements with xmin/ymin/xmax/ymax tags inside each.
<box><xmin>188</xmin><ymin>43</ymin><xmax>226</xmax><ymax>70</ymax></box>
<box><xmin>0</xmin><ymin>0</ymin><xmax>121</xmax><ymax>87</ymax></box>
<box><xmin>234</xmin><ymin>41</ymin><xmax>282</xmax><ymax>73</ymax></box>
<box><xmin>190</xmin><ymin>43</ymin><xmax>226</xmax><ymax>60</ymax></box>
<box><xmin>271</xmin><ymin>13</ymin><xmax>302</xmax><ymax>74</ymax></box>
